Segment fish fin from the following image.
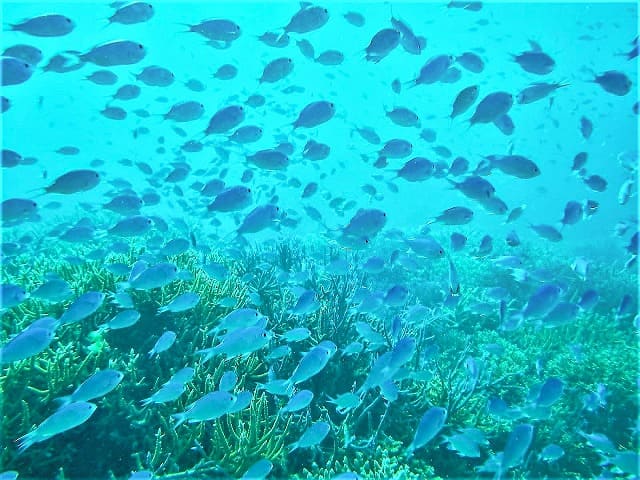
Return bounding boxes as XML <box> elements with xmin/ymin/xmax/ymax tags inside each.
<box><xmin>52</xmin><ymin>395</ymin><xmax>71</xmax><ymax>407</ymax></box>
<box><xmin>528</xmin><ymin>40</ymin><xmax>542</xmax><ymax>52</ymax></box>
<box><xmin>128</xmin><ymin>260</ymin><xmax>147</xmax><ymax>282</ymax></box>
<box><xmin>16</xmin><ymin>431</ymin><xmax>36</xmax><ymax>454</ymax></box>
<box><xmin>171</xmin><ymin>413</ymin><xmax>186</xmax><ymax>429</ymax></box>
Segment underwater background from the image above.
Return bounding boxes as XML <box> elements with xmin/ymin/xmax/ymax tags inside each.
<box><xmin>1</xmin><ymin>1</ymin><xmax>638</xmax><ymax>479</ymax></box>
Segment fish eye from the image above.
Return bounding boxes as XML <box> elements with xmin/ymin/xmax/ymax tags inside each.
<box><xmin>323</xmin><ymin>8</ymin><xmax>328</xmax><ymax>13</ymax></box>
<box><xmin>173</xmin><ymin>267</ymin><xmax>178</xmax><ymax>272</ymax></box>
<box><xmin>247</xmin><ymin>188</ymin><xmax>251</xmax><ymax>192</ymax></box>
<box><xmin>287</xmin><ymin>58</ymin><xmax>292</xmax><ymax>63</ymax></box>
<box><xmin>262</xmin><ymin>332</ymin><xmax>267</xmax><ymax>337</ymax></box>
<box><xmin>147</xmin><ymin>219</ymin><xmax>152</xmax><ymax>224</ymax></box>
<box><xmin>66</xmin><ymin>18</ymin><xmax>72</xmax><ymax>23</ymax></box>
<box><xmin>138</xmin><ymin>44</ymin><xmax>144</xmax><ymax>49</ymax></box>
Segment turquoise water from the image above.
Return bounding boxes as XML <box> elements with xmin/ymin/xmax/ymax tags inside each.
<box><xmin>1</xmin><ymin>1</ymin><xmax>638</xmax><ymax>479</ymax></box>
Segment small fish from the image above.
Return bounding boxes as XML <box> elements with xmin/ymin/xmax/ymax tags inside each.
<box><xmin>4</xmin><ymin>44</ymin><xmax>43</xmax><ymax>65</ymax></box>
<box><xmin>148</xmin><ymin>331</ymin><xmax>177</xmax><ymax>357</ymax></box>
<box><xmin>44</xmin><ymin>169</ymin><xmax>100</xmax><ymax>194</ymax></box>
<box><xmin>108</xmin><ymin>2</ymin><xmax>154</xmax><ymax>24</ymax></box>
<box><xmin>284</xmin><ymin>5</ymin><xmax>329</xmax><ymax>34</ymax></box>
<box><xmin>204</xmin><ymin>105</ymin><xmax>245</xmax><ymax>135</ymax></box>
<box><xmin>513</xmin><ymin>42</ymin><xmax>555</xmax><ymax>74</ymax></box>
<box><xmin>207</xmin><ymin>186</ymin><xmax>252</xmax><ymax>212</ymax></box>
<box><xmin>293</xmin><ymin>101</ymin><xmax>335</xmax><ymax>129</ymax></box>
<box><xmin>289</xmin><ymin>421</ymin><xmax>330</xmax><ymax>451</ymax></box>
<box><xmin>539</xmin><ymin>444</ymin><xmax>565</xmax><ymax>462</ymax></box>
<box><xmin>451</xmin><ymin>85</ymin><xmax>479</xmax><ymax>119</ymax></box>
<box><xmin>240</xmin><ymin>459</ymin><xmax>274</xmax><ymax>480</ymax></box>
<box><xmin>499</xmin><ymin>424</ymin><xmax>534</xmax><ymax>474</ymax></box>
<box><xmin>185</xmin><ymin>19</ymin><xmax>241</xmax><ymax>42</ymax></box>
<box><xmin>172</xmin><ymin>391</ymin><xmax>236</xmax><ymax>427</ymax></box>
<box><xmin>280</xmin><ymin>390</ymin><xmax>314</xmax><ymax>414</ymax></box>
<box><xmin>406</xmin><ymin>407</ymin><xmax>447</xmax><ymax>457</ymax></box>
<box><xmin>430</xmin><ymin>206</ymin><xmax>474</xmax><ymax>225</ymax></box>
<box><xmin>583</xmin><ymin>174</ymin><xmax>607</xmax><ymax>192</ymax></box>
<box><xmin>158</xmin><ymin>292</ymin><xmax>200</xmax><ymax>313</ymax></box>
<box><xmin>456</xmin><ymin>52</ymin><xmax>484</xmax><ymax>72</ymax></box>
<box><xmin>259</xmin><ymin>57</ymin><xmax>293</xmax><ymax>83</ymax></box>
<box><xmin>411</xmin><ymin>54</ymin><xmax>454</xmax><ymax>86</ymax></box>
<box><xmin>17</xmin><ymin>402</ymin><xmax>97</xmax><ymax>452</ymax></box>
<box><xmin>59</xmin><ymin>291</ymin><xmax>105</xmax><ymax>325</ymax></box>
<box><xmin>9</xmin><ymin>14</ymin><xmax>75</xmax><ymax>37</ymax></box>
<box><xmin>56</xmin><ymin>369</ymin><xmax>124</xmax><ymax>405</ymax></box>
<box><xmin>79</xmin><ymin>40</ymin><xmax>146</xmax><ymax>66</ymax></box>
<box><xmin>365</xmin><ymin>28</ymin><xmax>400</xmax><ymax>63</ymax></box>
<box><xmin>100</xmin><ymin>310</ymin><xmax>141</xmax><ymax>331</ymax></box>
<box><xmin>344</xmin><ymin>12</ymin><xmax>365</xmax><ymax>27</ymax></box>
<box><xmin>469</xmin><ymin>92</ymin><xmax>513</xmax><ymax>125</ymax></box>
<box><xmin>592</xmin><ymin>70</ymin><xmax>632</xmax><ymax>96</ymax></box>
<box><xmin>285</xmin><ymin>341</ymin><xmax>337</xmax><ymax>390</ymax></box>
<box><xmin>197</xmin><ymin>325</ymin><xmax>271</xmax><ymax>362</ymax></box>
<box><xmin>530</xmin><ymin>224</ymin><xmax>562</xmax><ymax>242</ymax></box>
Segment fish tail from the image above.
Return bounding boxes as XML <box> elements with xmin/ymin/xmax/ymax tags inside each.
<box><xmin>53</xmin><ymin>395</ymin><xmax>71</xmax><ymax>407</ymax></box>
<box><xmin>195</xmin><ymin>347</ymin><xmax>215</xmax><ymax>363</ymax></box>
<box><xmin>16</xmin><ymin>432</ymin><xmax>35</xmax><ymax>454</ymax></box>
<box><xmin>405</xmin><ymin>445</ymin><xmax>415</xmax><ymax>459</ymax></box>
<box><xmin>171</xmin><ymin>413</ymin><xmax>186</xmax><ymax>429</ymax></box>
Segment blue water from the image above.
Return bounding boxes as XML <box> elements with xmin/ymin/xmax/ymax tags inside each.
<box><xmin>1</xmin><ymin>2</ymin><xmax>638</xmax><ymax>479</ymax></box>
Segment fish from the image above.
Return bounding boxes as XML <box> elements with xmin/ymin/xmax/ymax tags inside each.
<box><xmin>289</xmin><ymin>421</ymin><xmax>330</xmax><ymax>451</ymax></box>
<box><xmin>516</xmin><ymin>82</ymin><xmax>569</xmax><ymax>104</ymax></box>
<box><xmin>514</xmin><ymin>42</ymin><xmax>555</xmax><ymax>74</ymax></box>
<box><xmin>172</xmin><ymin>391</ymin><xmax>236</xmax><ymax>428</ymax></box>
<box><xmin>469</xmin><ymin>92</ymin><xmax>513</xmax><ymax>125</ymax></box>
<box><xmin>43</xmin><ymin>170</ymin><xmax>100</xmax><ymax>194</ymax></box>
<box><xmin>451</xmin><ymin>85</ymin><xmax>479</xmax><ymax>119</ymax></box>
<box><xmin>259</xmin><ymin>57</ymin><xmax>293</xmax><ymax>83</ymax></box>
<box><xmin>284</xmin><ymin>5</ymin><xmax>329</xmax><ymax>34</ymax></box>
<box><xmin>148</xmin><ymin>331</ymin><xmax>177</xmax><ymax>356</ymax></box>
<box><xmin>157</xmin><ymin>292</ymin><xmax>200</xmax><ymax>313</ymax></box>
<box><xmin>9</xmin><ymin>14</ymin><xmax>75</xmax><ymax>37</ymax></box>
<box><xmin>284</xmin><ymin>341</ymin><xmax>337</xmax><ymax>391</ymax></box>
<box><xmin>55</xmin><ymin>370</ymin><xmax>124</xmax><ymax>405</ymax></box>
<box><xmin>59</xmin><ymin>292</ymin><xmax>105</xmax><ymax>325</ymax></box>
<box><xmin>17</xmin><ymin>402</ymin><xmax>97</xmax><ymax>452</ymax></box>
<box><xmin>429</xmin><ymin>206</ymin><xmax>474</xmax><ymax>225</ymax></box>
<box><xmin>279</xmin><ymin>389</ymin><xmax>314</xmax><ymax>415</ymax></box>
<box><xmin>411</xmin><ymin>54</ymin><xmax>455</xmax><ymax>86</ymax></box>
<box><xmin>592</xmin><ymin>70</ymin><xmax>633</xmax><ymax>96</ymax></box>
<box><xmin>197</xmin><ymin>325</ymin><xmax>271</xmax><ymax>362</ymax></box>
<box><xmin>406</xmin><ymin>407</ymin><xmax>447</xmax><ymax>457</ymax></box>
<box><xmin>1</xmin><ymin>57</ymin><xmax>34</xmax><ymax>86</ymax></box>
<box><xmin>293</xmin><ymin>101</ymin><xmax>335</xmax><ymax>129</ymax></box>
<box><xmin>108</xmin><ymin>2</ymin><xmax>154</xmax><ymax>25</ymax></box>
<box><xmin>365</xmin><ymin>29</ymin><xmax>401</xmax><ymax>63</ymax></box>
